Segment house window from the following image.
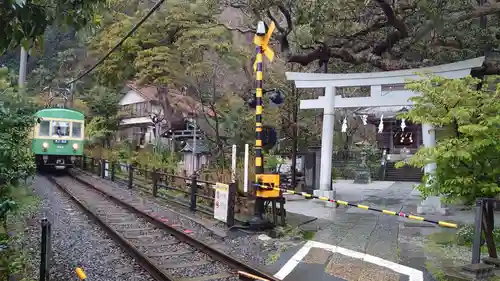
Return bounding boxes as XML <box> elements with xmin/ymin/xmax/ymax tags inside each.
<box><xmin>39</xmin><ymin>121</ymin><xmax>50</xmax><ymax>136</ymax></box>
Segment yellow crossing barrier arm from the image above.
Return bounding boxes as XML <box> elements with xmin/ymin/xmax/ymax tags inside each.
<box><xmin>253</xmin><ymin>183</ymin><xmax>458</xmax><ymax>228</ymax></box>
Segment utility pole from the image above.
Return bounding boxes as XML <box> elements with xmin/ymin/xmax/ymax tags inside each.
<box><xmin>18</xmin><ymin>47</ymin><xmax>28</xmax><ymax>89</ymax></box>
<box><xmin>192</xmin><ymin>117</ymin><xmax>197</xmax><ymax>175</ymax></box>
<box><xmin>69</xmin><ymin>80</ymin><xmax>75</xmax><ymax>108</ymax></box>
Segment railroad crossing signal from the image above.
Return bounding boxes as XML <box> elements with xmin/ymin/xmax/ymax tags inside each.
<box><xmin>253</xmin><ymin>21</ymin><xmax>275</xmax><ymax>72</ymax></box>
<box><xmin>250</xmin><ymin>20</ymin><xmax>280</xmax><ymax>230</ymax></box>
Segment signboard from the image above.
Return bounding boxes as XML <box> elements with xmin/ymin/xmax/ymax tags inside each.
<box><xmin>54</xmin><ymin>139</ymin><xmax>68</xmax><ymax>144</ymax></box>
<box><xmin>213</xmin><ymin>182</ymin><xmax>229</xmax><ymax>223</ymax></box>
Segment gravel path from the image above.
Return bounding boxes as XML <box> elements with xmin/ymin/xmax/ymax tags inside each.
<box><xmin>26</xmin><ymin>175</ymin><xmax>156</xmax><ymax>281</ymax></box>
<box><xmin>72</xmin><ymin>170</ymin><xmax>302</xmax><ymax>269</ymax></box>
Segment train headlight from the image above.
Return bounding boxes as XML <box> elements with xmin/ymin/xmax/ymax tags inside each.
<box><xmin>72</xmin><ymin>143</ymin><xmax>79</xmax><ymax>150</ymax></box>
<box><xmin>42</xmin><ymin>142</ymin><xmax>49</xmax><ymax>149</ymax></box>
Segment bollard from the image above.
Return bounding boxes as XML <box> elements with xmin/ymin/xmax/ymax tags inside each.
<box><xmin>471</xmin><ymin>199</ymin><xmax>484</xmax><ymax>264</ymax></box>
<box><xmin>279</xmin><ymin>197</ymin><xmax>286</xmax><ymax>227</ymax></box>
<box><xmin>227</xmin><ymin>182</ymin><xmax>236</xmax><ymax>227</ymax></box>
<box><xmin>128</xmin><ymin>165</ymin><xmax>134</xmax><ymax>189</ymax></box>
<box><xmin>110</xmin><ymin>161</ymin><xmax>115</xmax><ymax>182</ymax></box>
<box><xmin>100</xmin><ymin>159</ymin><xmax>106</xmax><ymax>179</ymax></box>
<box><xmin>39</xmin><ymin>218</ymin><xmax>51</xmax><ymax>281</ymax></box>
<box><xmin>152</xmin><ymin>169</ymin><xmax>158</xmax><ymax>197</ymax></box>
<box><xmin>81</xmin><ymin>156</ymin><xmax>85</xmax><ymax>170</ymax></box>
<box><xmin>190</xmin><ymin>175</ymin><xmax>198</xmax><ymax>211</ymax></box>
<box><xmin>75</xmin><ymin>267</ymin><xmax>87</xmax><ymax>280</ymax></box>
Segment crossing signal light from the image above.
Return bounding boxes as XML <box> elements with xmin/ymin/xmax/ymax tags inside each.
<box><xmin>247</xmin><ymin>96</ymin><xmax>257</xmax><ymax>109</ymax></box>
<box><xmin>262</xmin><ymin>125</ymin><xmax>277</xmax><ymax>150</ymax></box>
<box><xmin>246</xmin><ymin>88</ymin><xmax>285</xmax><ymax>109</ymax></box>
<box><xmin>269</xmin><ymin>89</ymin><xmax>285</xmax><ymax>105</ymax></box>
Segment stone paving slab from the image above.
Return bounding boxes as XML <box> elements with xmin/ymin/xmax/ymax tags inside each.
<box><xmin>279</xmin><ymin>182</ymin><xmax>431</xmax><ymax>281</ymax></box>
<box><xmin>279</xmin><ymin>244</ymin><xmax>409</xmax><ymax>281</ymax></box>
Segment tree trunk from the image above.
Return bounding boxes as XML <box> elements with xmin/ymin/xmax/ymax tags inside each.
<box><xmin>482</xmin><ymin>199</ymin><xmax>498</xmax><ymax>258</ymax></box>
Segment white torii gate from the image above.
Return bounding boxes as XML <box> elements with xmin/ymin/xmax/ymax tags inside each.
<box><xmin>286</xmin><ymin>57</ymin><xmax>485</xmax><ymax>213</ymax></box>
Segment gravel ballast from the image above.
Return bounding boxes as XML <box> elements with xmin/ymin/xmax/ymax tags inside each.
<box><xmin>26</xmin><ymin>175</ymin><xmax>156</xmax><ymax>281</ymax></box>
<box><xmin>72</xmin><ymin>170</ymin><xmax>303</xmax><ymax>268</ymax></box>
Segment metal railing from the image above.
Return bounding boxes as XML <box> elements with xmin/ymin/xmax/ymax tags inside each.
<box><xmin>80</xmin><ymin>156</ymin><xmax>238</xmax><ymax>227</ymax></box>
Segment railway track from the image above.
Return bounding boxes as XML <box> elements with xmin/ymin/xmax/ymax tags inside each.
<box><xmin>46</xmin><ymin>174</ymin><xmax>277</xmax><ymax>281</ymax></box>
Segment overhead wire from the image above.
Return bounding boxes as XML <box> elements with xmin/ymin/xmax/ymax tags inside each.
<box><xmin>66</xmin><ymin>0</ymin><xmax>167</xmax><ymax>85</ymax></box>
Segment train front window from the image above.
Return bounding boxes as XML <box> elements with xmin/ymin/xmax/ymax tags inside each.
<box><xmin>39</xmin><ymin>121</ymin><xmax>50</xmax><ymax>136</ymax></box>
<box><xmin>52</xmin><ymin>121</ymin><xmax>70</xmax><ymax>136</ymax></box>
<box><xmin>72</xmin><ymin>122</ymin><xmax>82</xmax><ymax>138</ymax></box>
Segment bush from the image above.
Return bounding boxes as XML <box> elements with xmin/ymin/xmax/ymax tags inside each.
<box><xmin>455</xmin><ymin>224</ymin><xmax>500</xmax><ymax>247</ymax></box>
<box><xmin>0</xmin><ymin>67</ymin><xmax>37</xmax><ymax>280</ymax></box>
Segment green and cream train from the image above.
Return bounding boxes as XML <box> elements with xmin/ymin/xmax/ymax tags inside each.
<box><xmin>31</xmin><ymin>108</ymin><xmax>84</xmax><ymax>170</ymax></box>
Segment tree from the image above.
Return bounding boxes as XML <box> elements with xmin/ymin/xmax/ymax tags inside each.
<box><xmin>90</xmin><ymin>0</ymin><xmax>237</xmax><ymax>87</ymax></box>
<box><xmin>228</xmin><ymin>0</ymin><xmax>500</xmax><ymax>74</ymax></box>
<box><xmin>0</xmin><ymin>0</ymin><xmax>102</xmax><ymax>54</ymax></box>
<box><xmin>399</xmin><ymin>75</ymin><xmax>500</xmax><ymax>258</ymax></box>
<box><xmin>89</xmin><ymin>0</ymin><xmax>254</xmax><ymax>169</ymax></box>
<box><xmin>180</xmin><ymin>46</ymin><xmax>248</xmax><ymax>166</ymax></box>
<box><xmin>83</xmin><ymin>85</ymin><xmax>122</xmax><ymax>147</ymax></box>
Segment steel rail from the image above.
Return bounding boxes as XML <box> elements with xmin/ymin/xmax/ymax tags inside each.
<box><xmin>65</xmin><ymin>172</ymin><xmax>281</xmax><ymax>281</ymax></box>
<box><xmin>46</xmin><ymin>175</ymin><xmax>175</xmax><ymax>281</ymax></box>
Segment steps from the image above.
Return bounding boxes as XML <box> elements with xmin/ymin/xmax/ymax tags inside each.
<box><xmin>385</xmin><ymin>161</ymin><xmax>423</xmax><ymax>182</ymax></box>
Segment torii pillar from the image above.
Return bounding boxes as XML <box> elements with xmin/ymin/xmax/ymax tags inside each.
<box><xmin>286</xmin><ymin>57</ymin><xmax>485</xmax><ymax>212</ymax></box>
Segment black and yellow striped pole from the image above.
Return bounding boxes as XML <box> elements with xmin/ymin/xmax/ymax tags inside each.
<box><xmin>254</xmin><ymin>34</ymin><xmax>264</xmax><ymax>176</ymax></box>
<box><xmin>249</xmin><ymin>21</ymin><xmax>275</xmax><ymax>226</ymax></box>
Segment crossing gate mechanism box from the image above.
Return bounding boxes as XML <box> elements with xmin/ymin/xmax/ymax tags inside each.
<box><xmin>256</xmin><ymin>173</ymin><xmax>280</xmax><ymax>198</ymax></box>
<box><xmin>213</xmin><ymin>182</ymin><xmax>229</xmax><ymax>223</ymax></box>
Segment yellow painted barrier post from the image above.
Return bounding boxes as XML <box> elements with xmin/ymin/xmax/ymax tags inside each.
<box><xmin>76</xmin><ymin>267</ymin><xmax>87</xmax><ymax>280</ymax></box>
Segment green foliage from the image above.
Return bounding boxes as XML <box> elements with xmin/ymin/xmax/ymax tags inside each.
<box><xmin>90</xmin><ymin>0</ymin><xmax>239</xmax><ymax>87</ymax></box>
<box><xmin>455</xmin><ymin>224</ymin><xmax>500</xmax><ymax>248</ymax></box>
<box><xmin>133</xmin><ymin>147</ymin><xmax>180</xmax><ymax>171</ymax></box>
<box><xmin>83</xmin><ymin>86</ymin><xmax>121</xmax><ymax>146</ymax></box>
<box><xmin>263</xmin><ymin>151</ymin><xmax>285</xmax><ymax>172</ymax></box>
<box><xmin>0</xmin><ymin>67</ymin><xmax>37</xmax><ymax>280</ymax></box>
<box><xmin>1</xmin><ymin>184</ymin><xmax>40</xmax><ymax>281</ymax></box>
<box><xmin>85</xmin><ymin>116</ymin><xmax>115</xmax><ymax>145</ymax></box>
<box><xmin>398</xmin><ymin>75</ymin><xmax>500</xmax><ymax>204</ymax></box>
<box><xmin>0</xmin><ymin>67</ymin><xmax>36</xmax><ymax>217</ymax></box>
<box><xmin>236</xmin><ymin>0</ymin><xmax>499</xmax><ymax>72</ymax></box>
<box><xmin>215</xmin><ymin>94</ymin><xmax>254</xmax><ymax>149</ymax></box>
<box><xmin>0</xmin><ymin>0</ymin><xmax>102</xmax><ymax>54</ymax></box>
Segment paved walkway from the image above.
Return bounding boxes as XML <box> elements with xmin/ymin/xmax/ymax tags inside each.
<box><xmin>269</xmin><ymin>181</ymin><xmax>442</xmax><ymax>281</ymax></box>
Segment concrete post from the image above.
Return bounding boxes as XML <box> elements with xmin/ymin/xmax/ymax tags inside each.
<box><xmin>417</xmin><ymin>123</ymin><xmax>449</xmax><ymax>215</ymax></box>
<box><xmin>314</xmin><ymin>87</ymin><xmax>336</xmax><ymax>200</ymax></box>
